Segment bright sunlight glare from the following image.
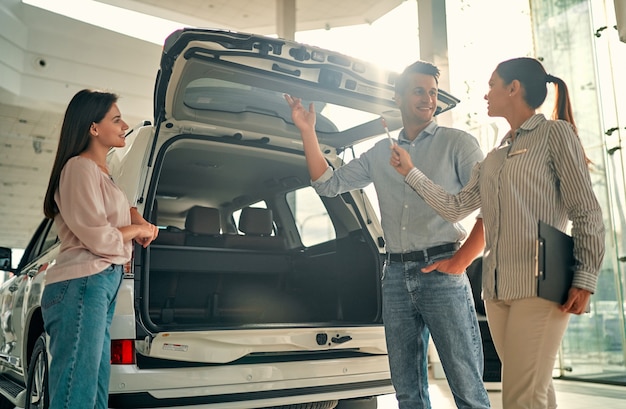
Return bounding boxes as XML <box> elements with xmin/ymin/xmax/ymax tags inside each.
<box><xmin>23</xmin><ymin>0</ymin><xmax>420</xmax><ymax>74</ymax></box>
<box><xmin>23</xmin><ymin>0</ymin><xmax>188</xmax><ymax>45</ymax></box>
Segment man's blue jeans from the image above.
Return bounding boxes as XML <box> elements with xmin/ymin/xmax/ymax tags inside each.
<box><xmin>42</xmin><ymin>264</ymin><xmax>123</xmax><ymax>409</ymax></box>
<box><xmin>382</xmin><ymin>252</ymin><xmax>490</xmax><ymax>409</ymax></box>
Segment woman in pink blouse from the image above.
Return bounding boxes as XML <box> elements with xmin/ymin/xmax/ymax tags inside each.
<box><xmin>42</xmin><ymin>89</ymin><xmax>158</xmax><ymax>409</ymax></box>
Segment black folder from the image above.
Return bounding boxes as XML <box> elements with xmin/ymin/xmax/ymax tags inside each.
<box><xmin>536</xmin><ymin>221</ymin><xmax>575</xmax><ymax>305</ymax></box>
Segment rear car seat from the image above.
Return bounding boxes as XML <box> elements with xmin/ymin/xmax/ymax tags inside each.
<box><xmin>184</xmin><ymin>205</ymin><xmax>224</xmax><ymax>247</ymax></box>
<box><xmin>224</xmin><ymin>207</ymin><xmax>284</xmax><ymax>250</ymax></box>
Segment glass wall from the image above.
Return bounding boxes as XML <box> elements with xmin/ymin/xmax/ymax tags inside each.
<box><xmin>539</xmin><ymin>0</ymin><xmax>626</xmax><ymax>384</ymax></box>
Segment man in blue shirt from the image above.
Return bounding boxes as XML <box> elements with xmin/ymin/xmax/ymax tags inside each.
<box><xmin>285</xmin><ymin>60</ymin><xmax>490</xmax><ymax>409</ymax></box>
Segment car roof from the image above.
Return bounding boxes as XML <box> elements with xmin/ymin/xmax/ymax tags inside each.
<box><xmin>154</xmin><ymin>28</ymin><xmax>460</xmax><ymax>150</ymax></box>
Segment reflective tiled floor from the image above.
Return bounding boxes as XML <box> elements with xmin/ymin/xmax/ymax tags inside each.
<box><xmin>376</xmin><ymin>378</ymin><xmax>626</xmax><ymax>409</ymax></box>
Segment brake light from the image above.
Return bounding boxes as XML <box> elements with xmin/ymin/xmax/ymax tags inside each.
<box><xmin>111</xmin><ymin>339</ymin><xmax>135</xmax><ymax>364</ymax></box>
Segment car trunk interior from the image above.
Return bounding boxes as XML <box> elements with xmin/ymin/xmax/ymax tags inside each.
<box><xmin>145</xmin><ymin>232</ymin><xmax>380</xmax><ymax>328</ymax></box>
<box><xmin>138</xmin><ymin>135</ymin><xmax>383</xmax><ymax>331</ymax></box>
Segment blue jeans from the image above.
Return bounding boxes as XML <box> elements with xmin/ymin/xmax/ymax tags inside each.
<box><xmin>382</xmin><ymin>252</ymin><xmax>490</xmax><ymax>409</ymax></box>
<box><xmin>42</xmin><ymin>264</ymin><xmax>123</xmax><ymax>409</ymax></box>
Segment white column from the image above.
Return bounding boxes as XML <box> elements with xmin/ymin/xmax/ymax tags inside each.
<box><xmin>276</xmin><ymin>0</ymin><xmax>296</xmax><ymax>40</ymax></box>
<box><xmin>417</xmin><ymin>0</ymin><xmax>453</xmax><ymax>127</ymax></box>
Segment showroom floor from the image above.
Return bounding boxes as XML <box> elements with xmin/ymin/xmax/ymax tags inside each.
<box><xmin>376</xmin><ymin>377</ymin><xmax>626</xmax><ymax>409</ymax></box>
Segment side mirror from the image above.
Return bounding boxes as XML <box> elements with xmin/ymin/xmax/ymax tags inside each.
<box><xmin>0</xmin><ymin>247</ymin><xmax>12</xmax><ymax>271</ymax></box>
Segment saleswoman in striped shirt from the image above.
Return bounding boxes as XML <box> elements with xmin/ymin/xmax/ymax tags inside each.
<box><xmin>389</xmin><ymin>57</ymin><xmax>605</xmax><ymax>409</ymax></box>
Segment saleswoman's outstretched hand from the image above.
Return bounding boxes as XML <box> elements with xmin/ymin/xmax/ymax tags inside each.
<box><xmin>390</xmin><ymin>144</ymin><xmax>415</xmax><ymax>177</ymax></box>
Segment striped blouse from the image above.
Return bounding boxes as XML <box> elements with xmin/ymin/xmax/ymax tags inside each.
<box><xmin>404</xmin><ymin>114</ymin><xmax>605</xmax><ymax>300</ymax></box>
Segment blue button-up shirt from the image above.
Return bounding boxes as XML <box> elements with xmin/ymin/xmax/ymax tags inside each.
<box><xmin>312</xmin><ymin>121</ymin><xmax>484</xmax><ymax>253</ymax></box>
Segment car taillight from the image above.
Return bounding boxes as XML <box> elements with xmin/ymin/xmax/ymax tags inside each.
<box><xmin>111</xmin><ymin>339</ymin><xmax>135</xmax><ymax>364</ymax></box>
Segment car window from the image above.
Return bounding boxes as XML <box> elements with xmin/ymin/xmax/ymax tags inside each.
<box><xmin>287</xmin><ymin>187</ymin><xmax>336</xmax><ymax>247</ymax></box>
<box><xmin>184</xmin><ymin>78</ymin><xmax>378</xmax><ymax>133</ymax></box>
<box><xmin>19</xmin><ymin>220</ymin><xmax>52</xmax><ymax>269</ymax></box>
<box><xmin>40</xmin><ymin>221</ymin><xmax>59</xmax><ymax>255</ymax></box>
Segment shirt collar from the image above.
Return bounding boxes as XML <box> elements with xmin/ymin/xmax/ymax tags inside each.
<box><xmin>519</xmin><ymin>113</ymin><xmax>547</xmax><ymax>132</ymax></box>
<box><xmin>398</xmin><ymin>121</ymin><xmax>438</xmax><ymax>144</ymax></box>
<box><xmin>498</xmin><ymin>113</ymin><xmax>546</xmax><ymax>147</ymax></box>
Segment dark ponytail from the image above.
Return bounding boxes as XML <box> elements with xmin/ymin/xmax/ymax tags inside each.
<box><xmin>546</xmin><ymin>75</ymin><xmax>577</xmax><ymax>134</ymax></box>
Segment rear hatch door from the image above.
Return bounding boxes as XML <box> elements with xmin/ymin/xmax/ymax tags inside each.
<box><xmin>153</xmin><ymin>28</ymin><xmax>459</xmax><ymax>152</ymax></box>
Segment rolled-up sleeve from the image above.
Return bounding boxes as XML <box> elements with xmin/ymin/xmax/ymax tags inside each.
<box><xmin>311</xmin><ymin>153</ymin><xmax>372</xmax><ymax>197</ymax></box>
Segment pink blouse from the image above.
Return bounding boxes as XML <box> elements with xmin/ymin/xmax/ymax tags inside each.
<box><xmin>46</xmin><ymin>156</ymin><xmax>132</xmax><ymax>284</ymax></box>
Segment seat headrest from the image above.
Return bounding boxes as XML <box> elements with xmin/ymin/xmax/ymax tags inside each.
<box><xmin>239</xmin><ymin>207</ymin><xmax>273</xmax><ymax>236</ymax></box>
<box><xmin>185</xmin><ymin>206</ymin><xmax>220</xmax><ymax>235</ymax></box>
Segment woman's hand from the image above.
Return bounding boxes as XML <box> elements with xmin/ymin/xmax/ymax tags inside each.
<box><xmin>129</xmin><ymin>207</ymin><xmax>159</xmax><ymax>246</ymax></box>
<box><xmin>146</xmin><ymin>223</ymin><xmax>159</xmax><ymax>241</ymax></box>
<box><xmin>390</xmin><ymin>144</ymin><xmax>415</xmax><ymax>177</ymax></box>
<box><xmin>133</xmin><ymin>224</ymin><xmax>157</xmax><ymax>248</ymax></box>
<box><xmin>560</xmin><ymin>287</ymin><xmax>591</xmax><ymax>315</ymax></box>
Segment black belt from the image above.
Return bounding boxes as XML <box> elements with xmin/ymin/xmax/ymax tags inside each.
<box><xmin>387</xmin><ymin>243</ymin><xmax>460</xmax><ymax>263</ymax></box>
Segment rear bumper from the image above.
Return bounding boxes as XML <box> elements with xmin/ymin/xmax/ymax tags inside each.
<box><xmin>109</xmin><ymin>355</ymin><xmax>392</xmax><ymax>408</ymax></box>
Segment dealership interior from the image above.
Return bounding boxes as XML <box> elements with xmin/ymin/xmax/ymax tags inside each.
<box><xmin>0</xmin><ymin>0</ymin><xmax>625</xmax><ymax>407</ymax></box>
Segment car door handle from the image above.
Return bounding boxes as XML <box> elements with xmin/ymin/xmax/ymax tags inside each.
<box><xmin>331</xmin><ymin>335</ymin><xmax>352</xmax><ymax>344</ymax></box>
<box><xmin>272</xmin><ymin>63</ymin><xmax>301</xmax><ymax>77</ymax></box>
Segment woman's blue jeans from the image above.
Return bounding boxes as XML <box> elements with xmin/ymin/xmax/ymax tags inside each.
<box><xmin>42</xmin><ymin>264</ymin><xmax>123</xmax><ymax>409</ymax></box>
<box><xmin>382</xmin><ymin>253</ymin><xmax>490</xmax><ymax>409</ymax></box>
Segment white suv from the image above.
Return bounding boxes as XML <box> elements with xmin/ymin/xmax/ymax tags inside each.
<box><xmin>0</xmin><ymin>28</ymin><xmax>459</xmax><ymax>409</ymax></box>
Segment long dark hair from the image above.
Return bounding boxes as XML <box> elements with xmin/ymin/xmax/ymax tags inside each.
<box><xmin>495</xmin><ymin>57</ymin><xmax>577</xmax><ymax>134</ymax></box>
<box><xmin>43</xmin><ymin>89</ymin><xmax>118</xmax><ymax>218</ymax></box>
